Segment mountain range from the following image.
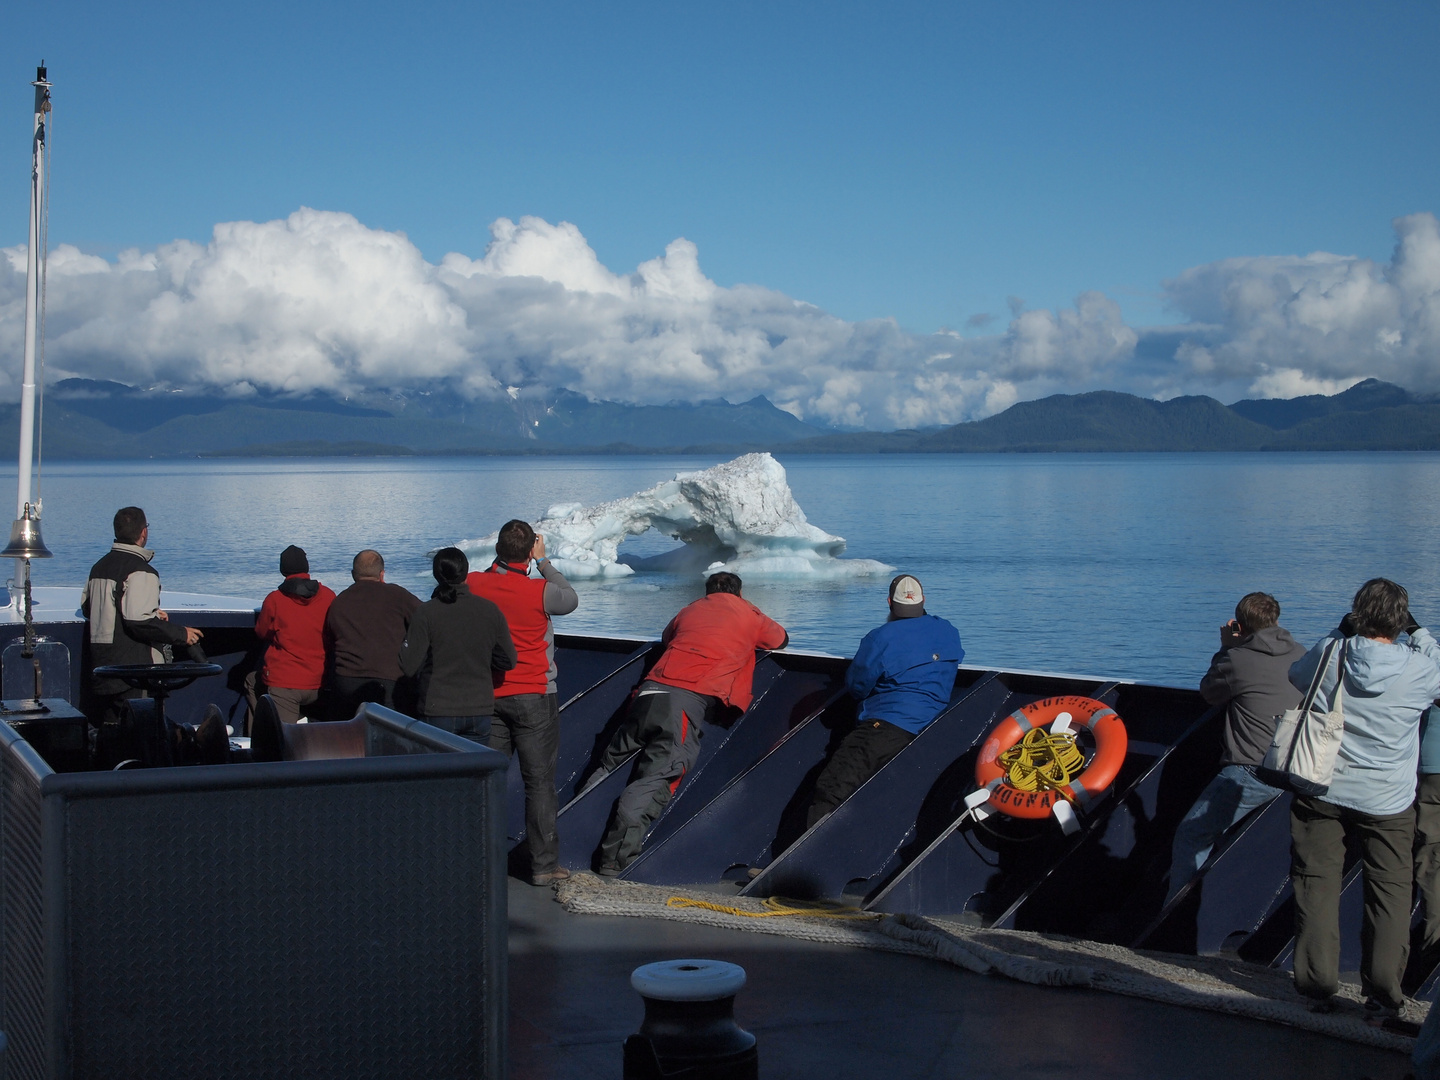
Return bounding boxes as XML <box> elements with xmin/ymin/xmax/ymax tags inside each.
<box><xmin>2</xmin><ymin>377</ymin><xmax>1439</xmax><ymax>458</ymax></box>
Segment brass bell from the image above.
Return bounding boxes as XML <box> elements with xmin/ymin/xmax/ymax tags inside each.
<box><xmin>1</xmin><ymin>504</ymin><xmax>52</xmax><ymax>560</ymax></box>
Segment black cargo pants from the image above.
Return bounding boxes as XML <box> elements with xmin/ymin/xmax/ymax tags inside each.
<box><xmin>807</xmin><ymin>719</ymin><xmax>915</xmax><ymax>829</ymax></box>
<box><xmin>595</xmin><ymin>681</ymin><xmax>712</xmax><ymax>873</ymax></box>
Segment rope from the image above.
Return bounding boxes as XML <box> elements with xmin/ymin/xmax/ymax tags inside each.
<box><xmin>997</xmin><ymin>726</ymin><xmax>1085</xmax><ymax>794</ymax></box>
<box><xmin>558</xmin><ymin>875</ymin><xmax>1422</xmax><ymax>1054</ymax></box>
<box><xmin>665</xmin><ymin>895</ymin><xmax>882</xmax><ymax>921</ymax></box>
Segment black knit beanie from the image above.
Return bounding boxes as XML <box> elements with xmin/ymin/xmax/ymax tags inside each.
<box><xmin>280</xmin><ymin>545</ymin><xmax>309</xmax><ymax>576</ymax></box>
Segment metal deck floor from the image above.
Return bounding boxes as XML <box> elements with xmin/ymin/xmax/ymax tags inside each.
<box><xmin>507</xmin><ymin>880</ymin><xmax>1412</xmax><ymax>1080</ymax></box>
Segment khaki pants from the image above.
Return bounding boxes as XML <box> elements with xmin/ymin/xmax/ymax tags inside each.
<box><xmin>243</xmin><ymin>670</ymin><xmax>319</xmax><ymax>728</ymax></box>
<box><xmin>1291</xmin><ymin>794</ymin><xmax>1415</xmax><ymax>1008</ymax></box>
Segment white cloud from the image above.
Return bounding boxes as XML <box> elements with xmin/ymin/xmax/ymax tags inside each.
<box><xmin>5</xmin><ymin>207</ymin><xmax>1440</xmax><ymax>428</ymax></box>
<box><xmin>5</xmin><ymin>208</ymin><xmax>1095</xmax><ymax>427</ymax></box>
<box><xmin>1245</xmin><ymin>370</ymin><xmax>1365</xmax><ymax>400</ymax></box>
<box><xmin>1160</xmin><ymin>212</ymin><xmax>1440</xmax><ymax>397</ymax></box>
<box><xmin>993</xmin><ymin>291</ymin><xmax>1138</xmax><ymax>382</ymax></box>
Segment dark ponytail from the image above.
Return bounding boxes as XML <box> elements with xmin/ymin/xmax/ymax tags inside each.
<box><xmin>431</xmin><ymin>547</ymin><xmax>469</xmax><ymax>603</ymax></box>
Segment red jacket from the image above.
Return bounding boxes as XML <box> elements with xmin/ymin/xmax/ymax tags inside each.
<box><xmin>255</xmin><ymin>574</ymin><xmax>337</xmax><ymax>691</ymax></box>
<box><xmin>467</xmin><ymin>559</ymin><xmax>578</xmax><ymax>697</ymax></box>
<box><xmin>647</xmin><ymin>592</ymin><xmax>788</xmax><ymax>710</ymax></box>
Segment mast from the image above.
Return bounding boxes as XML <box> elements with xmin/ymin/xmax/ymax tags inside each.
<box><xmin>18</xmin><ymin>62</ymin><xmax>49</xmax><ymax>520</ymax></box>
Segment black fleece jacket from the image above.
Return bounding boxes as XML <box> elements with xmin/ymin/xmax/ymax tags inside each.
<box><xmin>398</xmin><ymin>584</ymin><xmax>517</xmax><ymax>717</ymax></box>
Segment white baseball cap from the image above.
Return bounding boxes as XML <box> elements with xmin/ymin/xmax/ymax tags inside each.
<box><xmin>890</xmin><ymin>575</ymin><xmax>925</xmax><ymax>610</ymax></box>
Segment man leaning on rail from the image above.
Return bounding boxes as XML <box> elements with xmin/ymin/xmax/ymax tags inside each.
<box><xmin>805</xmin><ymin>574</ymin><xmax>962</xmax><ymax>829</ymax></box>
<box><xmin>1164</xmin><ymin>591</ymin><xmax>1305</xmax><ymax>903</ymax></box>
<box><xmin>581</xmin><ymin>571</ymin><xmax>787</xmax><ymax>877</ymax></box>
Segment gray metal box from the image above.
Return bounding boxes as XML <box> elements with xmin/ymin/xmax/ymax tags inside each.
<box><xmin>0</xmin><ymin>706</ymin><xmax>508</xmax><ymax>1080</ymax></box>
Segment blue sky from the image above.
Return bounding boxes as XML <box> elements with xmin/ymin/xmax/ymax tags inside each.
<box><xmin>2</xmin><ymin>1</ymin><xmax>1438</xmax><ymax>427</ymax></box>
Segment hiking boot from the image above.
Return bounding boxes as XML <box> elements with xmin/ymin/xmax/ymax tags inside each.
<box><xmin>530</xmin><ymin>867</ymin><xmax>571</xmax><ymax>887</ymax></box>
<box><xmin>595</xmin><ymin>863</ymin><xmax>623</xmax><ymax>878</ymax></box>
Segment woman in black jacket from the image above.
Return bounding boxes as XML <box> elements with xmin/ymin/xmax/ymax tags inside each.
<box><xmin>399</xmin><ymin>548</ymin><xmax>517</xmax><ymax>744</ymax></box>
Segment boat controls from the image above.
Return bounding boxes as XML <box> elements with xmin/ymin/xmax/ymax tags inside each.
<box><xmin>91</xmin><ymin>661</ymin><xmax>223</xmax><ymax>768</ymax></box>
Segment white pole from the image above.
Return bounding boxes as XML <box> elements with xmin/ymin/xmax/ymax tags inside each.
<box><xmin>18</xmin><ymin>64</ymin><xmax>49</xmax><ymax>520</ymax></box>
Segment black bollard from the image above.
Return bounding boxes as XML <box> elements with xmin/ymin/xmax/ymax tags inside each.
<box><xmin>623</xmin><ymin>959</ymin><xmax>758</xmax><ymax>1080</ymax></box>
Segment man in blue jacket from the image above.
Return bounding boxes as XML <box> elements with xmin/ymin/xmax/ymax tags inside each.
<box><xmin>806</xmin><ymin>575</ymin><xmax>963</xmax><ymax>828</ymax></box>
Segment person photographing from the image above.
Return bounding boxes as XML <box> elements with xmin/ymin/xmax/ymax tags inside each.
<box><xmin>467</xmin><ymin>520</ymin><xmax>578</xmax><ymax>886</ymax></box>
<box><xmin>1287</xmin><ymin>579</ymin><xmax>1440</xmax><ymax>1020</ymax></box>
<box><xmin>1165</xmin><ymin>592</ymin><xmax>1304</xmax><ymax>902</ymax></box>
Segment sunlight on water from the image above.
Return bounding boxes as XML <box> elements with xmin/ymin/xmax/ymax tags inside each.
<box><xmin>9</xmin><ymin>452</ymin><xmax>1440</xmax><ymax>688</ymax></box>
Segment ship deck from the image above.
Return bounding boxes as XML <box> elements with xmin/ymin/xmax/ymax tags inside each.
<box><xmin>2</xmin><ymin>598</ymin><xmax>1431</xmax><ymax>1076</ymax></box>
<box><xmin>507</xmin><ymin>878</ymin><xmax>1411</xmax><ymax>1080</ymax></box>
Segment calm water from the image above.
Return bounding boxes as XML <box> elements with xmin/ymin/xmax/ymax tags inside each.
<box><xmin>7</xmin><ymin>452</ymin><xmax>1440</xmax><ymax>688</ymax></box>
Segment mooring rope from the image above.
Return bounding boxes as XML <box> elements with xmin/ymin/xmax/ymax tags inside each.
<box><xmin>665</xmin><ymin>895</ymin><xmax>882</xmax><ymax>921</ymax></box>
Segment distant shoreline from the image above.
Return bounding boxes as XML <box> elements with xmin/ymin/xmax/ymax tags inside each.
<box><xmin>12</xmin><ymin>377</ymin><xmax>1440</xmax><ymax>458</ymax></box>
<box><xmin>1</xmin><ymin>445</ymin><xmax>1434</xmax><ymax>465</ymax></box>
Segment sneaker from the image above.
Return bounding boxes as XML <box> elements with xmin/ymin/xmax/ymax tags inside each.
<box><xmin>1363</xmin><ymin>998</ymin><xmax>1401</xmax><ymax>1026</ymax></box>
<box><xmin>530</xmin><ymin>867</ymin><xmax>571</xmax><ymax>887</ymax></box>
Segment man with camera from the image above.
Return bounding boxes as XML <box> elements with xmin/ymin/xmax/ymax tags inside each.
<box><xmin>1164</xmin><ymin>591</ymin><xmax>1305</xmax><ymax>903</ymax></box>
<box><xmin>467</xmin><ymin>520</ymin><xmax>578</xmax><ymax>887</ymax></box>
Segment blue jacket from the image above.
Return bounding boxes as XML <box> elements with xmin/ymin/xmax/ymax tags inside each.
<box><xmin>846</xmin><ymin>615</ymin><xmax>964</xmax><ymax>735</ymax></box>
<box><xmin>1290</xmin><ymin>628</ymin><xmax>1440</xmax><ymax>816</ymax></box>
<box><xmin>1423</xmin><ymin>706</ymin><xmax>1440</xmax><ymax>775</ymax></box>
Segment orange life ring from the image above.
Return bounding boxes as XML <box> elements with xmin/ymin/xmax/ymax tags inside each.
<box><xmin>973</xmin><ymin>696</ymin><xmax>1128</xmax><ymax>820</ymax></box>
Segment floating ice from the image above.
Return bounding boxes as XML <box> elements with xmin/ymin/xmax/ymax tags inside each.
<box><xmin>456</xmin><ymin>453</ymin><xmax>892</xmax><ymax>580</ymax></box>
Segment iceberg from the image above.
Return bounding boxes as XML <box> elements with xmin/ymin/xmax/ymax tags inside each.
<box><xmin>456</xmin><ymin>453</ymin><xmax>893</xmax><ymax>580</ymax></box>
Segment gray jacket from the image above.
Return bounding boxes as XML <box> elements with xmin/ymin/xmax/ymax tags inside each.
<box><xmin>81</xmin><ymin>542</ymin><xmax>190</xmax><ymax>696</ymax></box>
<box><xmin>1200</xmin><ymin>624</ymin><xmax>1307</xmax><ymax>768</ymax></box>
<box><xmin>1290</xmin><ymin>628</ymin><xmax>1440</xmax><ymax>816</ymax></box>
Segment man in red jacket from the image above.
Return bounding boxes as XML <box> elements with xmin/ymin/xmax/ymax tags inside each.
<box><xmin>467</xmin><ymin>520</ymin><xmax>578</xmax><ymax>886</ymax></box>
<box><xmin>246</xmin><ymin>545</ymin><xmax>337</xmax><ymax>726</ymax></box>
<box><xmin>585</xmin><ymin>571</ymin><xmax>787</xmax><ymax>876</ymax></box>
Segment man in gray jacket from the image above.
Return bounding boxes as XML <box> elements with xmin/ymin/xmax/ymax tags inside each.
<box><xmin>82</xmin><ymin>506</ymin><xmax>204</xmax><ymax>731</ymax></box>
<box><xmin>1165</xmin><ymin>592</ymin><xmax>1305</xmax><ymax>902</ymax></box>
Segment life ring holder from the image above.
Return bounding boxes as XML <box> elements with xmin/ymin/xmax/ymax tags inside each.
<box><xmin>965</xmin><ymin>695</ymin><xmax>1128</xmax><ymax>834</ymax></box>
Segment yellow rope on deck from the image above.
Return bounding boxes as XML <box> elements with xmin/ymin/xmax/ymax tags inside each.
<box><xmin>998</xmin><ymin>726</ymin><xmax>1085</xmax><ymax>793</ymax></box>
<box><xmin>665</xmin><ymin>895</ymin><xmax>883</xmax><ymax>921</ymax></box>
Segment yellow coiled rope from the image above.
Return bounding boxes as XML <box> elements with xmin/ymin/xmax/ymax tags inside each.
<box><xmin>665</xmin><ymin>895</ymin><xmax>882</xmax><ymax>921</ymax></box>
<box><xmin>997</xmin><ymin>726</ymin><xmax>1086</xmax><ymax>794</ymax></box>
